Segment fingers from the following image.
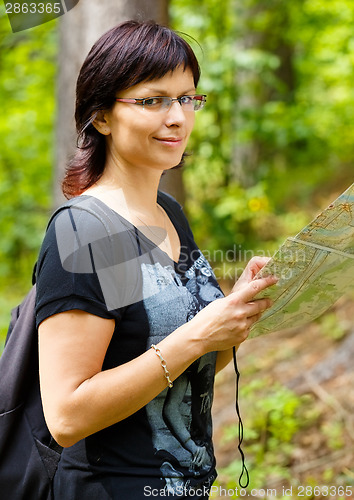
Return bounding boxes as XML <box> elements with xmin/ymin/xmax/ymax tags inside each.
<box><xmin>232</xmin><ymin>256</ymin><xmax>272</xmax><ymax>291</ymax></box>
<box><xmin>245</xmin><ymin>298</ymin><xmax>272</xmax><ymax>318</ymax></box>
<box><xmin>240</xmin><ymin>304</ymin><xmax>268</xmax><ymax>339</ymax></box>
<box><xmin>235</xmin><ymin>274</ymin><xmax>278</xmax><ymax>303</ymax></box>
<box><xmin>192</xmin><ymin>274</ymin><xmax>276</xmax><ymax>353</ymax></box>
<box><xmin>230</xmin><ymin>273</ymin><xmax>277</xmax><ymax>302</ymax></box>
<box><xmin>246</xmin><ymin>256</ymin><xmax>271</xmax><ymax>275</ymax></box>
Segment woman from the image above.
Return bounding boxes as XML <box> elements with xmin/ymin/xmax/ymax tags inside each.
<box><xmin>36</xmin><ymin>20</ymin><xmax>276</xmax><ymax>500</ymax></box>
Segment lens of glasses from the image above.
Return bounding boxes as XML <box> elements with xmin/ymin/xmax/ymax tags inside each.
<box><xmin>142</xmin><ymin>95</ymin><xmax>206</xmax><ymax>111</ymax></box>
<box><xmin>143</xmin><ymin>97</ymin><xmax>165</xmax><ymax>110</ymax></box>
<box><xmin>190</xmin><ymin>95</ymin><xmax>206</xmax><ymax>111</ymax></box>
<box><xmin>179</xmin><ymin>95</ymin><xmax>206</xmax><ymax>111</ymax></box>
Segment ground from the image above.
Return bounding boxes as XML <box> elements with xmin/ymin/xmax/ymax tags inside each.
<box><xmin>211</xmin><ymin>290</ymin><xmax>354</xmax><ymax>500</ymax></box>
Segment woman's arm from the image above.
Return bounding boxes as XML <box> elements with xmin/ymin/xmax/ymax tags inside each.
<box><xmin>215</xmin><ymin>348</ymin><xmax>234</xmax><ymax>373</ymax></box>
<box><xmin>39</xmin><ymin>261</ymin><xmax>276</xmax><ymax>448</ymax></box>
<box><xmin>39</xmin><ymin>308</ymin><xmax>203</xmax><ymax>448</ymax></box>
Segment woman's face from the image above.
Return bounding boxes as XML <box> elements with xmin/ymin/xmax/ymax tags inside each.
<box><xmin>102</xmin><ymin>65</ymin><xmax>196</xmax><ymax>174</ymax></box>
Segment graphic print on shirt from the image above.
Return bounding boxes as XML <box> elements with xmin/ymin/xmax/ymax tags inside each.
<box><xmin>142</xmin><ymin>251</ymin><xmax>223</xmax><ymax>494</ymax></box>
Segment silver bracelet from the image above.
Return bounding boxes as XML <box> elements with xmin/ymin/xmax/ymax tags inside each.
<box><xmin>151</xmin><ymin>344</ymin><xmax>173</xmax><ymax>388</ymax></box>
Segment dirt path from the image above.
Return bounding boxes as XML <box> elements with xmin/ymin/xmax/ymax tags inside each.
<box><xmin>211</xmin><ymin>295</ymin><xmax>354</xmax><ymax>498</ymax></box>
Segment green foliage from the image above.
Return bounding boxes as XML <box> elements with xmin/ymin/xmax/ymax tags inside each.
<box><xmin>0</xmin><ymin>9</ymin><xmax>57</xmax><ymax>344</ymax></box>
<box><xmin>0</xmin><ymin>9</ymin><xmax>57</xmax><ymax>294</ymax></box>
<box><xmin>1</xmin><ymin>0</ymin><xmax>353</xmax><ymax>287</ymax></box>
<box><xmin>317</xmin><ymin>311</ymin><xmax>347</xmax><ymax>341</ymax></box>
<box><xmin>218</xmin><ymin>379</ymin><xmax>311</xmax><ymax>493</ymax></box>
<box><xmin>321</xmin><ymin>419</ymin><xmax>345</xmax><ymax>451</ymax></box>
<box><xmin>213</xmin><ymin>376</ymin><xmax>354</xmax><ymax>497</ymax></box>
<box><xmin>171</xmin><ymin>0</ymin><xmax>354</xmax><ymax>265</ymax></box>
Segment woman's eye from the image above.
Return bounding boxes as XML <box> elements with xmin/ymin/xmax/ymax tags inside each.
<box><xmin>144</xmin><ymin>97</ymin><xmax>162</xmax><ymax>107</ymax></box>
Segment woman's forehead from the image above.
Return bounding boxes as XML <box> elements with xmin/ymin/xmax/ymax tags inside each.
<box><xmin>124</xmin><ymin>67</ymin><xmax>195</xmax><ymax>95</ymax></box>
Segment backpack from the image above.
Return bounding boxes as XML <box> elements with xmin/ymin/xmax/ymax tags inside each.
<box><xmin>0</xmin><ymin>192</ymin><xmax>191</xmax><ymax>499</ymax></box>
<box><xmin>0</xmin><ymin>284</ymin><xmax>62</xmax><ymax>500</ymax></box>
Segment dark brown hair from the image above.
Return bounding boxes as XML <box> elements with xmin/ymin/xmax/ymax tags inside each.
<box><xmin>62</xmin><ymin>20</ymin><xmax>201</xmax><ymax>199</ymax></box>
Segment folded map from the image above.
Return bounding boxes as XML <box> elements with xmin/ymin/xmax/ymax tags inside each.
<box><xmin>250</xmin><ymin>183</ymin><xmax>354</xmax><ymax>338</ymax></box>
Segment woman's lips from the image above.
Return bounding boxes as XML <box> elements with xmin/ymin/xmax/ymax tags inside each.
<box><xmin>154</xmin><ymin>137</ymin><xmax>183</xmax><ymax>146</ymax></box>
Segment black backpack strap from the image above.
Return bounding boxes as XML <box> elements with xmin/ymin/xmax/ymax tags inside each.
<box><xmin>32</xmin><ymin>200</ymin><xmax>77</xmax><ymax>285</ymax></box>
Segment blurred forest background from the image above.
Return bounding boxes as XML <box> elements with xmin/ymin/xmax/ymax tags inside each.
<box><xmin>0</xmin><ymin>0</ymin><xmax>353</xmax><ymax>498</ymax></box>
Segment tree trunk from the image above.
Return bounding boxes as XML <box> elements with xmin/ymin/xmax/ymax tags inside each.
<box><xmin>232</xmin><ymin>0</ymin><xmax>295</xmax><ymax>188</ymax></box>
<box><xmin>54</xmin><ymin>0</ymin><xmax>181</xmax><ymax>207</ymax></box>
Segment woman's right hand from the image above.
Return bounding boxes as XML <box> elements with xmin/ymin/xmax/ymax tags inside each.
<box><xmin>188</xmin><ymin>273</ymin><xmax>277</xmax><ymax>354</ymax></box>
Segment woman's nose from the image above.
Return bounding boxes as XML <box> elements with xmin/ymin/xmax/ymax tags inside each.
<box><xmin>164</xmin><ymin>101</ymin><xmax>187</xmax><ymax>126</ymax></box>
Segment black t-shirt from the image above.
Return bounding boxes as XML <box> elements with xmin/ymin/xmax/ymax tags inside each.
<box><xmin>35</xmin><ymin>192</ymin><xmax>224</xmax><ymax>500</ymax></box>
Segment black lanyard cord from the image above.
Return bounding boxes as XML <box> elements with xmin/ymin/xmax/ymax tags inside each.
<box><xmin>233</xmin><ymin>346</ymin><xmax>250</xmax><ymax>488</ymax></box>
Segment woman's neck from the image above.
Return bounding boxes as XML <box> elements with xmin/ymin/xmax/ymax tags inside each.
<box><xmin>84</xmin><ymin>172</ymin><xmax>164</xmax><ymax>222</ymax></box>
<box><xmin>99</xmin><ymin>155</ymin><xmax>164</xmax><ymax>209</ymax></box>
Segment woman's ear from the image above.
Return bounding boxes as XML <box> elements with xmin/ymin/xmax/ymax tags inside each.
<box><xmin>92</xmin><ymin>110</ymin><xmax>111</xmax><ymax>136</ymax></box>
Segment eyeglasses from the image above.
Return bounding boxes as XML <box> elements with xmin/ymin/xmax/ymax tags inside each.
<box><xmin>115</xmin><ymin>94</ymin><xmax>207</xmax><ymax>112</ymax></box>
